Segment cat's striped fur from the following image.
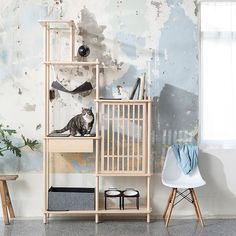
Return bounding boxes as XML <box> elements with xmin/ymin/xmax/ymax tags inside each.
<box><xmin>55</xmin><ymin>107</ymin><xmax>94</xmax><ymax>136</ymax></box>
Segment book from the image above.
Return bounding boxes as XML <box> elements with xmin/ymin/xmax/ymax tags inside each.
<box><xmin>129</xmin><ymin>78</ymin><xmax>141</xmax><ymax>99</ymax></box>
<box><xmin>139</xmin><ymin>73</ymin><xmax>146</xmax><ymax>100</ymax></box>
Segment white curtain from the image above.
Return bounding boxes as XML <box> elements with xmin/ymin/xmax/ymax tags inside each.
<box><xmin>201</xmin><ymin>2</ymin><xmax>236</xmax><ymax>146</ymax></box>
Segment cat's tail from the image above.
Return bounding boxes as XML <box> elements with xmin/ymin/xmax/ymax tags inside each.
<box><xmin>54</xmin><ymin>125</ymin><xmax>69</xmax><ymax>133</ymax></box>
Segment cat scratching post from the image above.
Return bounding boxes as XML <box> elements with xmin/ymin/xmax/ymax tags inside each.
<box><xmin>0</xmin><ymin>175</ymin><xmax>18</xmax><ymax>225</ymax></box>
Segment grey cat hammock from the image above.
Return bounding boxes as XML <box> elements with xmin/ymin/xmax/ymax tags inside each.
<box><xmin>51</xmin><ymin>81</ymin><xmax>93</xmax><ymax>94</ymax></box>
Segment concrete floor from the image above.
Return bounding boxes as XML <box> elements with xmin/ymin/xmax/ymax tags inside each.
<box><xmin>0</xmin><ymin>219</ymin><xmax>236</xmax><ymax>236</ymax></box>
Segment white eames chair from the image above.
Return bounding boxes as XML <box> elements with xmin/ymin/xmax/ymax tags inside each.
<box><xmin>162</xmin><ymin>147</ymin><xmax>206</xmax><ymax>227</ymax></box>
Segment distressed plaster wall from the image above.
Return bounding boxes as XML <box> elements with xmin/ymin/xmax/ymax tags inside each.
<box><xmin>1</xmin><ymin>0</ymin><xmax>236</xmax><ymax>218</ymax></box>
<box><xmin>0</xmin><ymin>0</ymin><xmax>198</xmax><ymax>173</ymax></box>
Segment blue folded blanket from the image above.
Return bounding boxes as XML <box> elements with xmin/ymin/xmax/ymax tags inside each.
<box><xmin>171</xmin><ymin>144</ymin><xmax>198</xmax><ymax>175</ymax></box>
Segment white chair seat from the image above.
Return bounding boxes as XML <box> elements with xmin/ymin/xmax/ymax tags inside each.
<box><xmin>162</xmin><ymin>147</ymin><xmax>206</xmax><ymax>189</ymax></box>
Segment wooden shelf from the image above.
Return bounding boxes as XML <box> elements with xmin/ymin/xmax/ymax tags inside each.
<box><xmin>95</xmin><ymin>99</ymin><xmax>152</xmax><ymax>103</ymax></box>
<box><xmin>45</xmin><ymin>210</ymin><xmax>95</xmax><ymax>214</ymax></box>
<box><xmin>46</xmin><ymin>138</ymin><xmax>94</xmax><ymax>153</ymax></box>
<box><xmin>96</xmin><ymin>173</ymin><xmax>152</xmax><ymax>177</ymax></box>
<box><xmin>98</xmin><ymin>207</ymin><xmax>152</xmax><ymax>214</ymax></box>
<box><xmin>40</xmin><ymin>19</ymin><xmax>152</xmax><ymax>224</ymax></box>
<box><xmin>45</xmin><ymin>136</ymin><xmax>100</xmax><ymax>140</ymax></box>
<box><xmin>43</xmin><ymin>61</ymin><xmax>99</xmax><ymax>66</ymax></box>
<box><xmin>39</xmin><ymin>20</ymin><xmax>76</xmax><ymax>27</ymax></box>
<box><xmin>45</xmin><ymin>207</ymin><xmax>152</xmax><ymax>215</ymax></box>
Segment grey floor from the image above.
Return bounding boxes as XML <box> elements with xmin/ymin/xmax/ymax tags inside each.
<box><xmin>1</xmin><ymin>219</ymin><xmax>236</xmax><ymax>236</ymax></box>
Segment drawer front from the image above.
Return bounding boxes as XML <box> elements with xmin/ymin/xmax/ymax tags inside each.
<box><xmin>48</xmin><ymin>139</ymin><xmax>93</xmax><ymax>153</ymax></box>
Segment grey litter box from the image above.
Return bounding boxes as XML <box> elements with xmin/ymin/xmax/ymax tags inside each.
<box><xmin>48</xmin><ymin>187</ymin><xmax>95</xmax><ymax>211</ymax></box>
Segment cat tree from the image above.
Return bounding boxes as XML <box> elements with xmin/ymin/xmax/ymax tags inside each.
<box><xmin>40</xmin><ymin>20</ymin><xmax>152</xmax><ymax>224</ymax></box>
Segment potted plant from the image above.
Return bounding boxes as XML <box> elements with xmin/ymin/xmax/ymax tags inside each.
<box><xmin>0</xmin><ymin>124</ymin><xmax>38</xmax><ymax>158</ymax></box>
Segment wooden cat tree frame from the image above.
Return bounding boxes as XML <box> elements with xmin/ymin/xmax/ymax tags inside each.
<box><xmin>40</xmin><ymin>20</ymin><xmax>152</xmax><ymax>224</ymax></box>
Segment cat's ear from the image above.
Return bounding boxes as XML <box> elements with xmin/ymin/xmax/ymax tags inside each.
<box><xmin>90</xmin><ymin>107</ymin><xmax>92</xmax><ymax>110</ymax></box>
<box><xmin>82</xmin><ymin>107</ymin><xmax>84</xmax><ymax>111</ymax></box>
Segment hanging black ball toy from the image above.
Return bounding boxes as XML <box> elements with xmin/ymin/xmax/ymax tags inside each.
<box><xmin>78</xmin><ymin>44</ymin><xmax>90</xmax><ymax>57</ymax></box>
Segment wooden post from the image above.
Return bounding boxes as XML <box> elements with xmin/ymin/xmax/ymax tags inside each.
<box><xmin>127</xmin><ymin>104</ymin><xmax>130</xmax><ymax>171</ymax></box>
<box><xmin>107</xmin><ymin>104</ymin><xmax>110</xmax><ymax>171</ymax></box>
<box><xmin>146</xmin><ymin>176</ymin><xmax>150</xmax><ymax>223</ymax></box>
<box><xmin>137</xmin><ymin>104</ymin><xmax>140</xmax><ymax>171</ymax></box>
<box><xmin>101</xmin><ymin>103</ymin><xmax>104</xmax><ymax>172</ymax></box>
<box><xmin>112</xmin><ymin>104</ymin><xmax>115</xmax><ymax>172</ymax></box>
<box><xmin>132</xmin><ymin>105</ymin><xmax>135</xmax><ymax>171</ymax></box>
<box><xmin>143</xmin><ymin>104</ymin><xmax>147</xmax><ymax>173</ymax></box>
<box><xmin>96</xmin><ymin>59</ymin><xmax>99</xmax><ymax>100</ymax></box>
<box><xmin>95</xmin><ymin>59</ymin><xmax>100</xmax><ymax>223</ymax></box>
<box><xmin>147</xmin><ymin>100</ymin><xmax>151</xmax><ymax>174</ymax></box>
<box><xmin>95</xmin><ymin>176</ymin><xmax>99</xmax><ymax>223</ymax></box>
<box><xmin>122</xmin><ymin>104</ymin><xmax>125</xmax><ymax>172</ymax></box>
<box><xmin>70</xmin><ymin>22</ymin><xmax>75</xmax><ymax>61</ymax></box>
<box><xmin>43</xmin><ymin>22</ymin><xmax>49</xmax><ymax>224</ymax></box>
<box><xmin>117</xmin><ymin>104</ymin><xmax>120</xmax><ymax>171</ymax></box>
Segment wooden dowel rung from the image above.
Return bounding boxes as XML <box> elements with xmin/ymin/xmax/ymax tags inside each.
<box><xmin>137</xmin><ymin>105</ymin><xmax>140</xmax><ymax>171</ymax></box>
<box><xmin>103</xmin><ymin>155</ymin><xmax>143</xmax><ymax>158</ymax></box>
<box><xmin>132</xmin><ymin>105</ymin><xmax>135</xmax><ymax>171</ymax></box>
<box><xmin>107</xmin><ymin>105</ymin><xmax>110</xmax><ymax>171</ymax></box>
<box><xmin>122</xmin><ymin>105</ymin><xmax>125</xmax><ymax>172</ymax></box>
<box><xmin>101</xmin><ymin>103</ymin><xmax>104</xmax><ymax>172</ymax></box>
<box><xmin>112</xmin><ymin>104</ymin><xmax>115</xmax><ymax>171</ymax></box>
<box><xmin>117</xmin><ymin>104</ymin><xmax>120</xmax><ymax>171</ymax></box>
<box><xmin>142</xmin><ymin>104</ymin><xmax>146</xmax><ymax>172</ymax></box>
<box><xmin>127</xmin><ymin>104</ymin><xmax>130</xmax><ymax>171</ymax></box>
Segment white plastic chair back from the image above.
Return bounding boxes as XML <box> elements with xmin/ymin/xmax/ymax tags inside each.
<box><xmin>162</xmin><ymin>147</ymin><xmax>206</xmax><ymax>189</ymax></box>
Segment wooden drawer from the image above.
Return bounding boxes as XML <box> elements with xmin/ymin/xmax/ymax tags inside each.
<box><xmin>48</xmin><ymin>138</ymin><xmax>93</xmax><ymax>153</ymax></box>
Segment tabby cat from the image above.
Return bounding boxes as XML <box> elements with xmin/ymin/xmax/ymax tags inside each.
<box><xmin>55</xmin><ymin>107</ymin><xmax>94</xmax><ymax>136</ymax></box>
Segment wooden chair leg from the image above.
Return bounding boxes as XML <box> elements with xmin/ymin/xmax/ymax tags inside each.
<box><xmin>191</xmin><ymin>189</ymin><xmax>204</xmax><ymax>227</ymax></box>
<box><xmin>3</xmin><ymin>181</ymin><xmax>15</xmax><ymax>218</ymax></box>
<box><xmin>165</xmin><ymin>188</ymin><xmax>177</xmax><ymax>227</ymax></box>
<box><xmin>0</xmin><ymin>181</ymin><xmax>9</xmax><ymax>225</ymax></box>
<box><xmin>163</xmin><ymin>188</ymin><xmax>174</xmax><ymax>219</ymax></box>
<box><xmin>189</xmin><ymin>188</ymin><xmax>199</xmax><ymax>220</ymax></box>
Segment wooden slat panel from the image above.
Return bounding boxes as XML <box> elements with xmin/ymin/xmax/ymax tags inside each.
<box><xmin>100</xmin><ymin>101</ymin><xmax>148</xmax><ymax>174</ymax></box>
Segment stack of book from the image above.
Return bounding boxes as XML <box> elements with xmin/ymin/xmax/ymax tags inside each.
<box><xmin>129</xmin><ymin>73</ymin><xmax>147</xmax><ymax>100</ymax></box>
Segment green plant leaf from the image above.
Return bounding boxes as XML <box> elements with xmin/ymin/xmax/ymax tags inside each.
<box><xmin>0</xmin><ymin>124</ymin><xmax>38</xmax><ymax>158</ymax></box>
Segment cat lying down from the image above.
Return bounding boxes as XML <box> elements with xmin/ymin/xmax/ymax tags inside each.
<box><xmin>55</xmin><ymin>107</ymin><xmax>94</xmax><ymax>136</ymax></box>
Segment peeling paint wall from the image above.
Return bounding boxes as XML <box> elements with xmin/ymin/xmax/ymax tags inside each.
<box><xmin>0</xmin><ymin>0</ymin><xmax>198</xmax><ymax>173</ymax></box>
